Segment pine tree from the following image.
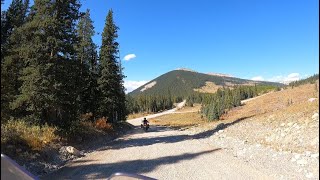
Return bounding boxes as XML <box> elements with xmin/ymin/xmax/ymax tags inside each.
<box><xmin>76</xmin><ymin>9</ymin><xmax>97</xmax><ymax>71</ymax></box>
<box><xmin>1</xmin><ymin>0</ymin><xmax>29</xmax><ymax>54</ymax></box>
<box><xmin>76</xmin><ymin>9</ymin><xmax>98</xmax><ymax>116</ymax></box>
<box><xmin>1</xmin><ymin>11</ymin><xmax>7</xmax><ymax>60</ymax></box>
<box><xmin>1</xmin><ymin>0</ymin><xmax>30</xmax><ymax>121</ymax></box>
<box><xmin>9</xmin><ymin>0</ymin><xmax>81</xmax><ymax>127</ymax></box>
<box><xmin>98</xmin><ymin>9</ymin><xmax>127</xmax><ymax>123</ymax></box>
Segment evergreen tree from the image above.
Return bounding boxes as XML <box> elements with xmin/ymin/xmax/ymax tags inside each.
<box><xmin>1</xmin><ymin>10</ymin><xmax>7</xmax><ymax>60</ymax></box>
<box><xmin>1</xmin><ymin>0</ymin><xmax>29</xmax><ymax>59</ymax></box>
<box><xmin>76</xmin><ymin>9</ymin><xmax>97</xmax><ymax>71</ymax></box>
<box><xmin>75</xmin><ymin>9</ymin><xmax>98</xmax><ymax>116</ymax></box>
<box><xmin>9</xmin><ymin>0</ymin><xmax>81</xmax><ymax>127</ymax></box>
<box><xmin>97</xmin><ymin>9</ymin><xmax>126</xmax><ymax>123</ymax></box>
<box><xmin>1</xmin><ymin>0</ymin><xmax>30</xmax><ymax>121</ymax></box>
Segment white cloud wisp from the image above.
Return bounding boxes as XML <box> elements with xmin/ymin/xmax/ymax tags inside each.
<box><xmin>251</xmin><ymin>76</ymin><xmax>264</xmax><ymax>81</ymax></box>
<box><xmin>124</xmin><ymin>80</ymin><xmax>148</xmax><ymax>93</ymax></box>
<box><xmin>123</xmin><ymin>54</ymin><xmax>136</xmax><ymax>61</ymax></box>
<box><xmin>268</xmin><ymin>73</ymin><xmax>300</xmax><ymax>84</ymax></box>
<box><xmin>251</xmin><ymin>73</ymin><xmax>301</xmax><ymax>84</ymax></box>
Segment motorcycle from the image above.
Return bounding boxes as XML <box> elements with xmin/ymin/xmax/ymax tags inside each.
<box><xmin>141</xmin><ymin>122</ymin><xmax>150</xmax><ymax>131</ymax></box>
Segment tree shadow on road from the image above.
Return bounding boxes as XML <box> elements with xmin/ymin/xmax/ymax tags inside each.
<box><xmin>44</xmin><ymin>148</ymin><xmax>221</xmax><ymax>179</ymax></box>
<box><xmin>98</xmin><ymin>115</ymin><xmax>253</xmax><ymax>151</ymax></box>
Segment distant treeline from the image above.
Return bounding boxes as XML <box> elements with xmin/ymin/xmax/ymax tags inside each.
<box><xmin>289</xmin><ymin>74</ymin><xmax>319</xmax><ymax>87</ymax></box>
<box><xmin>187</xmin><ymin>85</ymin><xmax>279</xmax><ymax>121</ymax></box>
<box><xmin>126</xmin><ymin>94</ymin><xmax>183</xmax><ymax>114</ymax></box>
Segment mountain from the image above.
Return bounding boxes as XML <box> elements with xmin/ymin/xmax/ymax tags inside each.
<box><xmin>128</xmin><ymin>69</ymin><xmax>284</xmax><ymax>97</ymax></box>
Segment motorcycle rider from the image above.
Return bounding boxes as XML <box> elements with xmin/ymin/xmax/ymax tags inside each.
<box><xmin>143</xmin><ymin>117</ymin><xmax>149</xmax><ymax>125</ymax></box>
<box><xmin>141</xmin><ymin>117</ymin><xmax>149</xmax><ymax>128</ymax></box>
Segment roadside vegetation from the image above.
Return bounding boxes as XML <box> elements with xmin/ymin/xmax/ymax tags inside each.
<box><xmin>1</xmin><ymin>0</ymin><xmax>129</xmax><ymax>160</ymax></box>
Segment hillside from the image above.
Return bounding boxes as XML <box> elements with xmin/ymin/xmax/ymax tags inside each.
<box><xmin>149</xmin><ymin>82</ymin><xmax>319</xmax><ymax>179</ymax></box>
<box><xmin>129</xmin><ymin>69</ymin><xmax>284</xmax><ymax>97</ymax></box>
<box><xmin>195</xmin><ymin>82</ymin><xmax>319</xmax><ymax>152</ymax></box>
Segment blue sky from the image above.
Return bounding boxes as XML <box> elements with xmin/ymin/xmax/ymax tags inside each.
<box><xmin>2</xmin><ymin>0</ymin><xmax>319</xmax><ymax>92</ymax></box>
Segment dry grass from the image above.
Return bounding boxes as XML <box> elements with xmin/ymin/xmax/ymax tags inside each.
<box><xmin>194</xmin><ymin>83</ymin><xmax>319</xmax><ymax>153</ymax></box>
<box><xmin>1</xmin><ymin>120</ymin><xmax>58</xmax><ymax>151</ymax></box>
<box><xmin>127</xmin><ymin>112</ymin><xmax>154</xmax><ymax>120</ymax></box>
<box><xmin>220</xmin><ymin>83</ymin><xmax>318</xmax><ymax>121</ymax></box>
<box><xmin>194</xmin><ymin>81</ymin><xmax>223</xmax><ymax>93</ymax></box>
<box><xmin>149</xmin><ymin>112</ymin><xmax>206</xmax><ymax>128</ymax></box>
<box><xmin>176</xmin><ymin>103</ymin><xmax>202</xmax><ymax>113</ymax></box>
<box><xmin>1</xmin><ymin>117</ymin><xmax>119</xmax><ymax>154</ymax></box>
<box><xmin>194</xmin><ymin>81</ymin><xmax>258</xmax><ymax>94</ymax></box>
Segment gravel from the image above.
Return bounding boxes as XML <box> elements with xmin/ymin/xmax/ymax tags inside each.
<box><xmin>43</xmin><ymin>125</ymin><xmax>274</xmax><ymax>179</ymax></box>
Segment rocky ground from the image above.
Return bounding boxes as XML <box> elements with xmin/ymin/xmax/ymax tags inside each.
<box><xmin>13</xmin><ymin>123</ymin><xmax>134</xmax><ymax>177</ymax></box>
<box><xmin>184</xmin><ymin>83</ymin><xmax>319</xmax><ymax>179</ymax></box>
<box><xmin>186</xmin><ymin>113</ymin><xmax>319</xmax><ymax>179</ymax></box>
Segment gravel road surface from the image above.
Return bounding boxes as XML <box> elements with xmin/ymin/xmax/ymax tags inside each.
<box><xmin>44</xmin><ymin>110</ymin><xmax>274</xmax><ymax>179</ymax></box>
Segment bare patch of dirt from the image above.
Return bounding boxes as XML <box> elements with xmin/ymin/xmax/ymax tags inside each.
<box><xmin>140</xmin><ymin>81</ymin><xmax>157</xmax><ymax>92</ymax></box>
<box><xmin>193</xmin><ymin>81</ymin><xmax>223</xmax><ymax>93</ymax></box>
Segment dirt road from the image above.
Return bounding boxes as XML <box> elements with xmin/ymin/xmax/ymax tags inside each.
<box><xmin>44</xmin><ymin>108</ymin><xmax>274</xmax><ymax>179</ymax></box>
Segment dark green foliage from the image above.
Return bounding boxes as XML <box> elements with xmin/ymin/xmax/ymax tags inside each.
<box><xmin>97</xmin><ymin>9</ymin><xmax>127</xmax><ymax>123</ymax></box>
<box><xmin>75</xmin><ymin>9</ymin><xmax>99</xmax><ymax>117</ymax></box>
<box><xmin>126</xmin><ymin>94</ymin><xmax>175</xmax><ymax>114</ymax></box>
<box><xmin>76</xmin><ymin>9</ymin><xmax>97</xmax><ymax>72</ymax></box>
<box><xmin>1</xmin><ymin>1</ymin><xmax>128</xmax><ymax>132</ymax></box>
<box><xmin>7</xmin><ymin>0</ymin><xmax>82</xmax><ymax>128</ymax></box>
<box><xmin>1</xmin><ymin>0</ymin><xmax>30</xmax><ymax>121</ymax></box>
<box><xmin>1</xmin><ymin>0</ymin><xmax>29</xmax><ymax>57</ymax></box>
<box><xmin>289</xmin><ymin>74</ymin><xmax>319</xmax><ymax>87</ymax></box>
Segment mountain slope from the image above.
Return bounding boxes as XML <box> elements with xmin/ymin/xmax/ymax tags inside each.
<box><xmin>129</xmin><ymin>70</ymin><xmax>284</xmax><ymax>97</ymax></box>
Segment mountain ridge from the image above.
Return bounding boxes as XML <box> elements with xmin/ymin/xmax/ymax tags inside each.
<box><xmin>129</xmin><ymin>70</ymin><xmax>284</xmax><ymax>97</ymax></box>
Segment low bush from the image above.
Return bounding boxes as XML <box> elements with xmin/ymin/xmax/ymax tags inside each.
<box><xmin>1</xmin><ymin>119</ymin><xmax>58</xmax><ymax>151</ymax></box>
<box><xmin>95</xmin><ymin>117</ymin><xmax>114</xmax><ymax>132</ymax></box>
